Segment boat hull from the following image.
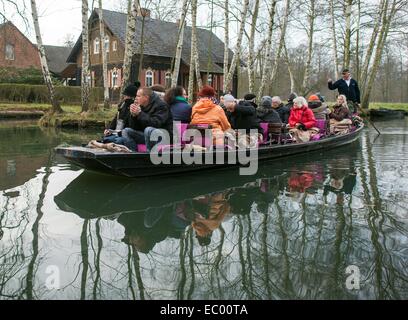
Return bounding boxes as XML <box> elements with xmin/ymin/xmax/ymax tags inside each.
<box><xmin>55</xmin><ymin>125</ymin><xmax>364</xmax><ymax>177</ymax></box>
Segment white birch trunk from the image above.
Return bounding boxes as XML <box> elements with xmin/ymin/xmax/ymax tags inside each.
<box><xmin>98</xmin><ymin>0</ymin><xmax>110</xmax><ymax>109</ymax></box>
<box><xmin>81</xmin><ymin>0</ymin><xmax>91</xmax><ymax>113</ymax></box>
<box><xmin>171</xmin><ymin>0</ymin><xmax>189</xmax><ymax>87</ymax></box>
<box><xmin>224</xmin><ymin>0</ymin><xmax>250</xmax><ymax>91</ymax></box>
<box><xmin>191</xmin><ymin>0</ymin><xmax>202</xmax><ymax>90</ymax></box>
<box><xmin>301</xmin><ymin>0</ymin><xmax>316</xmax><ymax>96</ymax></box>
<box><xmin>248</xmin><ymin>0</ymin><xmax>260</xmax><ymax>93</ymax></box>
<box><xmin>122</xmin><ymin>0</ymin><xmax>139</xmax><ymax>88</ymax></box>
<box><xmin>223</xmin><ymin>0</ymin><xmax>229</xmax><ymax>92</ymax></box>
<box><xmin>30</xmin><ymin>0</ymin><xmax>63</xmax><ymax>114</ymax></box>
<box><xmin>283</xmin><ymin>43</ymin><xmax>295</xmax><ymax>93</ymax></box>
<box><xmin>343</xmin><ymin>0</ymin><xmax>353</xmax><ymax>69</ymax></box>
<box><xmin>257</xmin><ymin>0</ymin><xmax>277</xmax><ymax>100</ymax></box>
<box><xmin>329</xmin><ymin>0</ymin><xmax>339</xmax><ymax>80</ymax></box>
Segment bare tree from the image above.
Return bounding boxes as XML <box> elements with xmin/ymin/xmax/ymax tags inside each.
<box><xmin>81</xmin><ymin>0</ymin><xmax>91</xmax><ymax>112</ymax></box>
<box><xmin>343</xmin><ymin>0</ymin><xmax>353</xmax><ymax>69</ymax></box>
<box><xmin>30</xmin><ymin>0</ymin><xmax>63</xmax><ymax>114</ymax></box>
<box><xmin>222</xmin><ymin>0</ymin><xmax>229</xmax><ymax>93</ymax></box>
<box><xmin>247</xmin><ymin>0</ymin><xmax>260</xmax><ymax>93</ymax></box>
<box><xmin>257</xmin><ymin>0</ymin><xmax>278</xmax><ymax>100</ymax></box>
<box><xmin>98</xmin><ymin>0</ymin><xmax>110</xmax><ymax>109</ymax></box>
<box><xmin>329</xmin><ymin>0</ymin><xmax>339</xmax><ymax>79</ymax></box>
<box><xmin>122</xmin><ymin>0</ymin><xmax>139</xmax><ymax>88</ymax></box>
<box><xmin>191</xmin><ymin>0</ymin><xmax>202</xmax><ymax>89</ymax></box>
<box><xmin>224</xmin><ymin>0</ymin><xmax>250</xmax><ymax>92</ymax></box>
<box><xmin>171</xmin><ymin>0</ymin><xmax>189</xmax><ymax>87</ymax></box>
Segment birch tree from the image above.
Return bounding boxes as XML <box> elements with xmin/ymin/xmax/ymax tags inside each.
<box><xmin>224</xmin><ymin>0</ymin><xmax>250</xmax><ymax>92</ymax></box>
<box><xmin>98</xmin><ymin>0</ymin><xmax>110</xmax><ymax>109</ymax></box>
<box><xmin>270</xmin><ymin>0</ymin><xmax>291</xmax><ymax>91</ymax></box>
<box><xmin>122</xmin><ymin>0</ymin><xmax>139</xmax><ymax>88</ymax></box>
<box><xmin>30</xmin><ymin>0</ymin><xmax>63</xmax><ymax>114</ymax></box>
<box><xmin>257</xmin><ymin>0</ymin><xmax>278</xmax><ymax>100</ymax></box>
<box><xmin>343</xmin><ymin>0</ymin><xmax>353</xmax><ymax>69</ymax></box>
<box><xmin>222</xmin><ymin>0</ymin><xmax>229</xmax><ymax>92</ymax></box>
<box><xmin>247</xmin><ymin>0</ymin><xmax>260</xmax><ymax>93</ymax></box>
<box><xmin>191</xmin><ymin>0</ymin><xmax>202</xmax><ymax>89</ymax></box>
<box><xmin>81</xmin><ymin>0</ymin><xmax>91</xmax><ymax>113</ymax></box>
<box><xmin>300</xmin><ymin>0</ymin><xmax>316</xmax><ymax>96</ymax></box>
<box><xmin>361</xmin><ymin>0</ymin><xmax>400</xmax><ymax>109</ymax></box>
<box><xmin>329</xmin><ymin>0</ymin><xmax>339</xmax><ymax>80</ymax></box>
<box><xmin>171</xmin><ymin>0</ymin><xmax>189</xmax><ymax>87</ymax></box>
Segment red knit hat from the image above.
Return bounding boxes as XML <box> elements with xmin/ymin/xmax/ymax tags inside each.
<box><xmin>198</xmin><ymin>85</ymin><xmax>216</xmax><ymax>98</ymax></box>
<box><xmin>308</xmin><ymin>95</ymin><xmax>320</xmax><ymax>102</ymax></box>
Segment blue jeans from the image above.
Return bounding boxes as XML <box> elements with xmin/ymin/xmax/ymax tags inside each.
<box><xmin>122</xmin><ymin>127</ymin><xmax>169</xmax><ymax>151</ymax></box>
<box><xmin>103</xmin><ymin>134</ymin><xmax>125</xmax><ymax>145</ymax></box>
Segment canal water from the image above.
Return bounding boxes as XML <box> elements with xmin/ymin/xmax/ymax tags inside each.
<box><xmin>0</xmin><ymin>119</ymin><xmax>407</xmax><ymax>299</ymax></box>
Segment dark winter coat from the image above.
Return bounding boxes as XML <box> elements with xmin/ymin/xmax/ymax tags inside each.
<box><xmin>109</xmin><ymin>98</ymin><xmax>133</xmax><ymax>130</ymax></box>
<box><xmin>256</xmin><ymin>106</ymin><xmax>282</xmax><ymax>124</ymax></box>
<box><xmin>328</xmin><ymin>78</ymin><xmax>361</xmax><ymax>103</ymax></box>
<box><xmin>274</xmin><ymin>103</ymin><xmax>290</xmax><ymax>124</ymax></box>
<box><xmin>226</xmin><ymin>101</ymin><xmax>261</xmax><ymax>133</ymax></box>
<box><xmin>129</xmin><ymin>92</ymin><xmax>173</xmax><ymax>133</ymax></box>
<box><xmin>329</xmin><ymin>104</ymin><xmax>351</xmax><ymax>121</ymax></box>
<box><xmin>169</xmin><ymin>96</ymin><xmax>192</xmax><ymax>123</ymax></box>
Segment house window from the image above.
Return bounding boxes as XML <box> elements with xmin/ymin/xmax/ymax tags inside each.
<box><xmin>207</xmin><ymin>74</ymin><xmax>213</xmax><ymax>85</ymax></box>
<box><xmin>104</xmin><ymin>36</ymin><xmax>110</xmax><ymax>53</ymax></box>
<box><xmin>94</xmin><ymin>38</ymin><xmax>100</xmax><ymax>54</ymax></box>
<box><xmin>5</xmin><ymin>44</ymin><xmax>15</xmax><ymax>60</ymax></box>
<box><xmin>165</xmin><ymin>72</ymin><xmax>172</xmax><ymax>88</ymax></box>
<box><xmin>111</xmin><ymin>69</ymin><xmax>118</xmax><ymax>87</ymax></box>
<box><xmin>112</xmin><ymin>40</ymin><xmax>117</xmax><ymax>52</ymax></box>
<box><xmin>145</xmin><ymin>70</ymin><xmax>154</xmax><ymax>87</ymax></box>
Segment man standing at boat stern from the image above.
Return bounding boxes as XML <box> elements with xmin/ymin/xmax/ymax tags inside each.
<box><xmin>122</xmin><ymin>87</ymin><xmax>173</xmax><ymax>151</ymax></box>
<box><xmin>328</xmin><ymin>69</ymin><xmax>361</xmax><ymax>114</ymax></box>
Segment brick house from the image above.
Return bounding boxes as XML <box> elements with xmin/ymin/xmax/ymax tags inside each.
<box><xmin>0</xmin><ymin>21</ymin><xmax>75</xmax><ymax>82</ymax></box>
<box><xmin>66</xmin><ymin>9</ymin><xmax>238</xmax><ymax>97</ymax></box>
<box><xmin>0</xmin><ymin>21</ymin><xmax>41</xmax><ymax>69</ymax></box>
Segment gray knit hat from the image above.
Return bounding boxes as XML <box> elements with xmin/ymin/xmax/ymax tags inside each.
<box><xmin>260</xmin><ymin>96</ymin><xmax>272</xmax><ymax>108</ymax></box>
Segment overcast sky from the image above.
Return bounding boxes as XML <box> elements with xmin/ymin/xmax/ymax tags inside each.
<box><xmin>3</xmin><ymin>0</ymin><xmax>229</xmax><ymax>47</ymax></box>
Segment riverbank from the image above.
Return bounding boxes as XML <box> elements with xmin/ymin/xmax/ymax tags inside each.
<box><xmin>0</xmin><ymin>103</ymin><xmax>115</xmax><ymax>128</ymax></box>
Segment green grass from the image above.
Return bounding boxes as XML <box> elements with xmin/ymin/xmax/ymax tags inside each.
<box><xmin>367</xmin><ymin>102</ymin><xmax>408</xmax><ymax>111</ymax></box>
<box><xmin>0</xmin><ymin>102</ymin><xmax>81</xmax><ymax>113</ymax></box>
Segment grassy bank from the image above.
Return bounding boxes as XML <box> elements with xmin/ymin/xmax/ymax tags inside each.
<box><xmin>0</xmin><ymin>103</ymin><xmax>115</xmax><ymax>128</ymax></box>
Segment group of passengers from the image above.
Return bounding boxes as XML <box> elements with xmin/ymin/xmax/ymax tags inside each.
<box><xmin>103</xmin><ymin>81</ymin><xmax>355</xmax><ymax>152</ymax></box>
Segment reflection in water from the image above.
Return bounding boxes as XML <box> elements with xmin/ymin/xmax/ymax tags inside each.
<box><xmin>0</xmin><ymin>120</ymin><xmax>408</xmax><ymax>299</ymax></box>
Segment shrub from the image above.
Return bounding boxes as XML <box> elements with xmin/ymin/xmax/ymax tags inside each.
<box><xmin>0</xmin><ymin>83</ymin><xmax>104</xmax><ymax>105</ymax></box>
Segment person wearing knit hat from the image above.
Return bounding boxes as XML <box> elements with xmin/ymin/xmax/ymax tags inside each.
<box><xmin>285</xmin><ymin>92</ymin><xmax>298</xmax><ymax>110</ymax></box>
<box><xmin>257</xmin><ymin>96</ymin><xmax>282</xmax><ymax>124</ymax></box>
<box><xmin>243</xmin><ymin>93</ymin><xmax>258</xmax><ymax>109</ymax></box>
<box><xmin>308</xmin><ymin>93</ymin><xmax>329</xmax><ymax>119</ymax></box>
<box><xmin>104</xmin><ymin>81</ymin><xmax>141</xmax><ymax>144</ymax></box>
<box><xmin>223</xmin><ymin>94</ymin><xmax>235</xmax><ymax>103</ymax></box>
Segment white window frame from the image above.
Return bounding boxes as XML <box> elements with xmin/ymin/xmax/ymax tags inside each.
<box><xmin>94</xmin><ymin>37</ymin><xmax>100</xmax><ymax>54</ymax></box>
<box><xmin>5</xmin><ymin>43</ymin><xmax>15</xmax><ymax>60</ymax></box>
<box><xmin>165</xmin><ymin>71</ymin><xmax>172</xmax><ymax>88</ymax></box>
<box><xmin>145</xmin><ymin>70</ymin><xmax>154</xmax><ymax>87</ymax></box>
<box><xmin>104</xmin><ymin>35</ymin><xmax>110</xmax><ymax>53</ymax></box>
<box><xmin>112</xmin><ymin>40</ymin><xmax>117</xmax><ymax>52</ymax></box>
<box><xmin>112</xmin><ymin>69</ymin><xmax>118</xmax><ymax>88</ymax></box>
<box><xmin>207</xmin><ymin>74</ymin><xmax>213</xmax><ymax>85</ymax></box>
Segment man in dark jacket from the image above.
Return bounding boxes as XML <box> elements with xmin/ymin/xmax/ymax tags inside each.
<box><xmin>272</xmin><ymin>96</ymin><xmax>290</xmax><ymax>124</ymax></box>
<box><xmin>122</xmin><ymin>87</ymin><xmax>173</xmax><ymax>151</ymax></box>
<box><xmin>103</xmin><ymin>82</ymin><xmax>140</xmax><ymax>144</ymax></box>
<box><xmin>243</xmin><ymin>93</ymin><xmax>258</xmax><ymax>109</ymax></box>
<box><xmin>257</xmin><ymin>96</ymin><xmax>282</xmax><ymax>124</ymax></box>
<box><xmin>224</xmin><ymin>94</ymin><xmax>261</xmax><ymax>134</ymax></box>
<box><xmin>285</xmin><ymin>92</ymin><xmax>297</xmax><ymax>111</ymax></box>
<box><xmin>328</xmin><ymin>69</ymin><xmax>360</xmax><ymax>113</ymax></box>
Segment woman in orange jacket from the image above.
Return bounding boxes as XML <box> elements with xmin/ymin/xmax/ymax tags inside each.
<box><xmin>190</xmin><ymin>85</ymin><xmax>231</xmax><ymax>145</ymax></box>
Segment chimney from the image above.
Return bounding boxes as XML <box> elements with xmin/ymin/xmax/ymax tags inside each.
<box><xmin>138</xmin><ymin>8</ymin><xmax>151</xmax><ymax>18</ymax></box>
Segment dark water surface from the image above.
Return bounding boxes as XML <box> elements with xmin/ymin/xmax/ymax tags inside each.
<box><xmin>0</xmin><ymin>119</ymin><xmax>407</xmax><ymax>299</ymax></box>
